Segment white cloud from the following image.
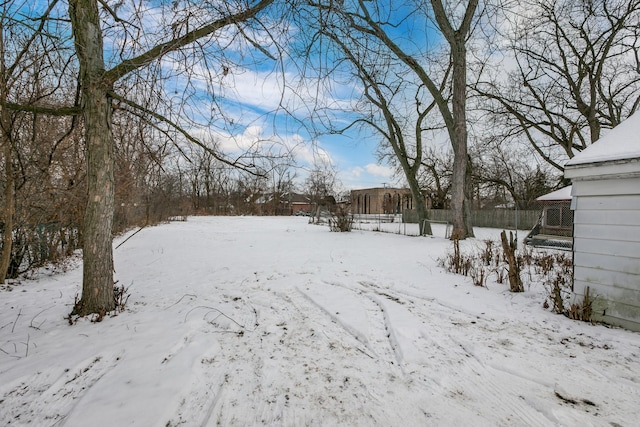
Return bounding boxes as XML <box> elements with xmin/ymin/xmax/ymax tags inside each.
<box><xmin>224</xmin><ymin>69</ymin><xmax>289</xmax><ymax>112</ymax></box>
<box><xmin>195</xmin><ymin>123</ymin><xmax>336</xmax><ymax>174</ymax></box>
<box><xmin>364</xmin><ymin>163</ymin><xmax>394</xmax><ymax>178</ymax></box>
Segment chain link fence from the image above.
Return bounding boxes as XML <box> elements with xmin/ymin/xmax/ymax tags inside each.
<box><xmin>350</xmin><ymin>208</ymin><xmax>543</xmax><ymax>238</ymax></box>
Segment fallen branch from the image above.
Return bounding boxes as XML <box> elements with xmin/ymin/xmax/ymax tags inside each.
<box><xmin>30</xmin><ymin>305</ymin><xmax>55</xmax><ymax>330</ymax></box>
<box><xmin>115</xmin><ymin>225</ymin><xmax>148</xmax><ymax>250</ymax></box>
<box><xmin>164</xmin><ymin>293</ymin><xmax>198</xmax><ymax>310</ymax></box>
<box><xmin>184</xmin><ymin>305</ymin><xmax>257</xmax><ymax>332</ymax></box>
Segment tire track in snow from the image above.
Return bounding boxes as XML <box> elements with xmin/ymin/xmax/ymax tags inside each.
<box><xmin>361</xmin><ymin>293</ymin><xmax>404</xmax><ymax>370</ymax></box>
<box><xmin>200</xmin><ymin>285</ymin><xmax>436</xmax><ymax>425</ymax></box>
<box><xmin>297</xmin><ymin>283</ymin><xmax>401</xmax><ymax>370</ymax></box>
<box><xmin>165</xmin><ymin>358</ymin><xmax>226</xmax><ymax>427</ymax></box>
<box><xmin>355</xmin><ymin>280</ymin><xmax>559</xmax><ymax>426</ymax></box>
<box><xmin>0</xmin><ymin>352</ymin><xmax>122</xmax><ymax>426</ymax></box>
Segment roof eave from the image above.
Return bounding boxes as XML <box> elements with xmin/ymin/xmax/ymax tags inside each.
<box><xmin>565</xmin><ymin>157</ymin><xmax>640</xmax><ymax>180</ymax></box>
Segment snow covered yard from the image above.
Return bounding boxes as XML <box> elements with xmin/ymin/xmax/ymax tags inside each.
<box><xmin>1</xmin><ymin>216</ymin><xmax>640</xmax><ymax>426</ymax></box>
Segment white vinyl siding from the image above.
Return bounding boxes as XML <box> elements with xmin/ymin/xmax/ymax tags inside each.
<box><xmin>569</xmin><ymin>176</ymin><xmax>640</xmax><ymax>331</ymax></box>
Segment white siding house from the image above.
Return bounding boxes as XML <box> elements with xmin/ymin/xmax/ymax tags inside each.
<box><xmin>564</xmin><ymin>111</ymin><xmax>640</xmax><ymax>331</ymax></box>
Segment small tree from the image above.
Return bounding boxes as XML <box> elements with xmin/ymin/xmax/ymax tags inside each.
<box><xmin>305</xmin><ymin>159</ymin><xmax>337</xmax><ymax>223</ymax></box>
<box><xmin>329</xmin><ymin>204</ymin><xmax>353</xmax><ymax>232</ymax></box>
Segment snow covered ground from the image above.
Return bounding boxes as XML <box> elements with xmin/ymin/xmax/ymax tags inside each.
<box><xmin>1</xmin><ymin>216</ymin><xmax>640</xmax><ymax>426</ymax></box>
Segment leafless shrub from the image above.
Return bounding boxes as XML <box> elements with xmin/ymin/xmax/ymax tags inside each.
<box><xmin>549</xmin><ymin>273</ymin><xmax>566</xmax><ymax>314</ymax></box>
<box><xmin>500</xmin><ymin>230</ymin><xmax>524</xmax><ymax>292</ymax></box>
<box><xmin>329</xmin><ymin>205</ymin><xmax>353</xmax><ymax>232</ymax></box>
<box><xmin>470</xmin><ymin>266</ymin><xmax>486</xmax><ymax>287</ymax></box>
<box><xmin>567</xmin><ymin>287</ymin><xmax>593</xmax><ymax>322</ymax></box>
<box><xmin>66</xmin><ymin>283</ymin><xmax>130</xmax><ymax>325</ymax></box>
<box><xmin>440</xmin><ymin>236</ymin><xmax>592</xmax><ymax>323</ymax></box>
<box><xmin>114</xmin><ymin>282</ymin><xmax>131</xmax><ymax>312</ymax></box>
<box><xmin>440</xmin><ymin>239</ymin><xmax>473</xmax><ymax>276</ymax></box>
<box><xmin>481</xmin><ymin>240</ymin><xmax>494</xmax><ymax>266</ymax></box>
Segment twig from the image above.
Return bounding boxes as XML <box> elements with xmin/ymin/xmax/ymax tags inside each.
<box><xmin>24</xmin><ymin>334</ymin><xmax>30</xmax><ymax>357</ymax></box>
<box><xmin>11</xmin><ymin>308</ymin><xmax>22</xmax><ymax>333</ymax></box>
<box><xmin>1</xmin><ymin>321</ymin><xmax>13</xmax><ymax>330</ymax></box>
<box><xmin>356</xmin><ymin>346</ymin><xmax>374</xmax><ymax>359</ymax></box>
<box><xmin>30</xmin><ymin>305</ymin><xmax>55</xmax><ymax>330</ymax></box>
<box><xmin>184</xmin><ymin>305</ymin><xmax>256</xmax><ymax>332</ymax></box>
<box><xmin>164</xmin><ymin>294</ymin><xmax>197</xmax><ymax>310</ymax></box>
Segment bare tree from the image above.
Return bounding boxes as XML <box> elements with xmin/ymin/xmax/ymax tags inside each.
<box><xmin>475</xmin><ymin>0</ymin><xmax>640</xmax><ymax>171</ymax></box>
<box><xmin>418</xmin><ymin>147</ymin><xmax>452</xmax><ymax>210</ymax></box>
<box><xmin>430</xmin><ymin>0</ymin><xmax>478</xmax><ymax>239</ymax></box>
<box><xmin>267</xmin><ymin>159</ymin><xmax>297</xmax><ymax>215</ymax></box>
<box><xmin>305</xmin><ymin>159</ymin><xmax>337</xmax><ymax>223</ymax></box>
<box><xmin>0</xmin><ymin>12</ymin><xmax>12</xmax><ymax>284</ymax></box>
<box><xmin>1</xmin><ymin>1</ymin><xmax>76</xmax><ymax>283</ymax></box>
<box><xmin>4</xmin><ymin>1</ymin><xmax>279</xmax><ymax>315</ymax></box>
<box><xmin>300</xmin><ymin>0</ymin><xmax>478</xmax><ymax>238</ymax></box>
<box><xmin>72</xmin><ymin>0</ymin><xmax>281</xmax><ymax>316</ymax></box>
<box><xmin>334</xmin><ymin>36</ymin><xmax>436</xmax><ymax>235</ymax></box>
<box><xmin>472</xmin><ymin>144</ymin><xmax>559</xmax><ymax>209</ymax></box>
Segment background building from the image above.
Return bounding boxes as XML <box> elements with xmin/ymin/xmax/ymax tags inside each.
<box><xmin>350</xmin><ymin>187</ymin><xmax>419</xmax><ymax>215</ymax></box>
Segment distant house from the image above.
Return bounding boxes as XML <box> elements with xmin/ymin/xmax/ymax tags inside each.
<box><xmin>350</xmin><ymin>187</ymin><xmax>416</xmax><ymax>215</ymax></box>
<box><xmin>564</xmin><ymin>110</ymin><xmax>640</xmax><ymax>331</ymax></box>
<box><xmin>524</xmin><ymin>186</ymin><xmax>573</xmax><ymax>250</ymax></box>
<box><xmin>288</xmin><ymin>193</ymin><xmax>313</xmax><ymax>214</ymax></box>
<box><xmin>255</xmin><ymin>192</ymin><xmax>313</xmax><ymax>215</ymax></box>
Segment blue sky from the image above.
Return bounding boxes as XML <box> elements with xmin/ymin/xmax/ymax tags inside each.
<box><xmin>23</xmin><ymin>0</ymin><xmax>439</xmax><ymax>191</ymax></box>
<box><xmin>201</xmin><ymin>0</ymin><xmax>440</xmax><ymax>191</ymax></box>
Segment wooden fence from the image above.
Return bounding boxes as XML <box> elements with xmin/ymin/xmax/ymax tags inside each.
<box><xmin>425</xmin><ymin>209</ymin><xmax>540</xmax><ymax>230</ymax></box>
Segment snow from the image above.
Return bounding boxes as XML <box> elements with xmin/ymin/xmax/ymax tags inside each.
<box><xmin>536</xmin><ymin>186</ymin><xmax>572</xmax><ymax>202</ymax></box>
<box><xmin>565</xmin><ymin>110</ymin><xmax>640</xmax><ymax>166</ymax></box>
<box><xmin>2</xmin><ymin>216</ymin><xmax>640</xmax><ymax>426</ymax></box>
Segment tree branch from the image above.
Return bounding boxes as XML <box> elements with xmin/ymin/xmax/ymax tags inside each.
<box><xmin>103</xmin><ymin>0</ymin><xmax>274</xmax><ymax>85</ymax></box>
<box><xmin>109</xmin><ymin>91</ymin><xmax>260</xmax><ymax>175</ymax></box>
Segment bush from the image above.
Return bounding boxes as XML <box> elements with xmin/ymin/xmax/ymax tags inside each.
<box><xmin>329</xmin><ymin>205</ymin><xmax>353</xmax><ymax>232</ymax></box>
<box><xmin>440</xmin><ymin>238</ymin><xmax>590</xmax><ymax>322</ymax></box>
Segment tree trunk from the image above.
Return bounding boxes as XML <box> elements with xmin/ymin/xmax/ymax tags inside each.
<box><xmin>430</xmin><ymin>0</ymin><xmax>477</xmax><ymax>240</ymax></box>
<box><xmin>500</xmin><ymin>230</ymin><xmax>523</xmax><ymax>292</ymax></box>
<box><xmin>406</xmin><ymin>177</ymin><xmax>432</xmax><ymax>236</ymax></box>
<box><xmin>0</xmin><ymin>110</ymin><xmax>13</xmax><ymax>284</ymax></box>
<box><xmin>449</xmin><ymin>37</ymin><xmax>474</xmax><ymax>239</ymax></box>
<box><xmin>69</xmin><ymin>0</ymin><xmax>115</xmax><ymax>316</ymax></box>
<box><xmin>463</xmin><ymin>155</ymin><xmax>475</xmax><ymax>237</ymax></box>
<box><xmin>0</xmin><ymin>26</ymin><xmax>13</xmax><ymax>284</ymax></box>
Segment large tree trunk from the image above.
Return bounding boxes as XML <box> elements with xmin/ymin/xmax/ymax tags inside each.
<box><xmin>430</xmin><ymin>0</ymin><xmax>477</xmax><ymax>240</ymax></box>
<box><xmin>69</xmin><ymin>0</ymin><xmax>115</xmax><ymax>316</ymax></box>
<box><xmin>448</xmin><ymin>36</ymin><xmax>474</xmax><ymax>240</ymax></box>
<box><xmin>0</xmin><ymin>27</ymin><xmax>13</xmax><ymax>284</ymax></box>
<box><xmin>0</xmin><ymin>111</ymin><xmax>13</xmax><ymax>284</ymax></box>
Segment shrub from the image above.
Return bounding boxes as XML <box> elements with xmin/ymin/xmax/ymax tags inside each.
<box><xmin>440</xmin><ymin>237</ymin><xmax>591</xmax><ymax>323</ymax></box>
<box><xmin>329</xmin><ymin>205</ymin><xmax>353</xmax><ymax>232</ymax></box>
